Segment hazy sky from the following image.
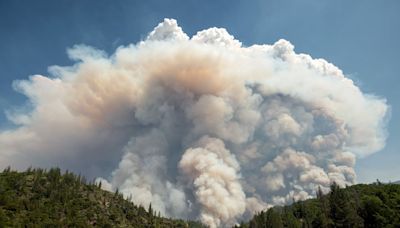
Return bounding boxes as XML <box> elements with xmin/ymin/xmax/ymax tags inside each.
<box><xmin>0</xmin><ymin>0</ymin><xmax>399</xmax><ymax>183</ymax></box>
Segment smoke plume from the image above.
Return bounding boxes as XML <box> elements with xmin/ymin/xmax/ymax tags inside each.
<box><xmin>0</xmin><ymin>19</ymin><xmax>388</xmax><ymax>227</ymax></box>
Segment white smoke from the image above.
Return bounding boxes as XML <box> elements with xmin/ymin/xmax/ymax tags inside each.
<box><xmin>179</xmin><ymin>136</ymin><xmax>246</xmax><ymax>228</ymax></box>
<box><xmin>0</xmin><ymin>18</ymin><xmax>388</xmax><ymax>227</ymax></box>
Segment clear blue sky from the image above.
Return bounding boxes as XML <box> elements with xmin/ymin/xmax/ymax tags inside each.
<box><xmin>0</xmin><ymin>0</ymin><xmax>399</xmax><ymax>183</ymax></box>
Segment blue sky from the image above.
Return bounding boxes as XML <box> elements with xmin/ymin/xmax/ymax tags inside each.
<box><xmin>0</xmin><ymin>0</ymin><xmax>399</xmax><ymax>183</ymax></box>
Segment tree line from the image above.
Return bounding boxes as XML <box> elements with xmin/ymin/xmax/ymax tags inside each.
<box><xmin>0</xmin><ymin>167</ymin><xmax>204</xmax><ymax>227</ymax></box>
<box><xmin>237</xmin><ymin>181</ymin><xmax>400</xmax><ymax>228</ymax></box>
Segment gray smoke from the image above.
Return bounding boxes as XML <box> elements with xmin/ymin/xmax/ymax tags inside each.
<box><xmin>0</xmin><ymin>19</ymin><xmax>388</xmax><ymax>227</ymax></box>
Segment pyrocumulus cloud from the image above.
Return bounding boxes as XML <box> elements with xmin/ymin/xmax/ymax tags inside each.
<box><xmin>0</xmin><ymin>19</ymin><xmax>388</xmax><ymax>227</ymax></box>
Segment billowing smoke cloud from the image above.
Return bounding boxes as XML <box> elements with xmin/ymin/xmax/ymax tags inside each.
<box><xmin>0</xmin><ymin>19</ymin><xmax>388</xmax><ymax>227</ymax></box>
<box><xmin>179</xmin><ymin>136</ymin><xmax>246</xmax><ymax>227</ymax></box>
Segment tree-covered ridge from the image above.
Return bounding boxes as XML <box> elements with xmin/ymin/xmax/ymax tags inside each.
<box><xmin>238</xmin><ymin>182</ymin><xmax>400</xmax><ymax>228</ymax></box>
<box><xmin>2</xmin><ymin>167</ymin><xmax>399</xmax><ymax>228</ymax></box>
<box><xmin>0</xmin><ymin>167</ymin><xmax>205</xmax><ymax>227</ymax></box>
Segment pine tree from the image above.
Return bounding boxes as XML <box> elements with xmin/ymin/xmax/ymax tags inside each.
<box><xmin>266</xmin><ymin>209</ymin><xmax>283</xmax><ymax>228</ymax></box>
<box><xmin>314</xmin><ymin>186</ymin><xmax>331</xmax><ymax>227</ymax></box>
<box><xmin>329</xmin><ymin>182</ymin><xmax>363</xmax><ymax>227</ymax></box>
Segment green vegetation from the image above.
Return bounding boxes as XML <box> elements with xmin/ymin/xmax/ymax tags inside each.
<box><xmin>237</xmin><ymin>182</ymin><xmax>400</xmax><ymax>228</ymax></box>
<box><xmin>0</xmin><ymin>167</ymin><xmax>204</xmax><ymax>227</ymax></box>
<box><xmin>1</xmin><ymin>167</ymin><xmax>399</xmax><ymax>228</ymax></box>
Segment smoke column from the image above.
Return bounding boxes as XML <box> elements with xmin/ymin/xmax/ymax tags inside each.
<box><xmin>0</xmin><ymin>19</ymin><xmax>388</xmax><ymax>227</ymax></box>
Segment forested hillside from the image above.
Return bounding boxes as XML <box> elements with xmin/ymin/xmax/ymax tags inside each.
<box><xmin>1</xmin><ymin>167</ymin><xmax>399</xmax><ymax>228</ymax></box>
<box><xmin>238</xmin><ymin>182</ymin><xmax>400</xmax><ymax>228</ymax></box>
<box><xmin>0</xmin><ymin>168</ymin><xmax>204</xmax><ymax>227</ymax></box>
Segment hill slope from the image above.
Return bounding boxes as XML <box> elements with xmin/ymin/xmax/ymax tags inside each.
<box><xmin>0</xmin><ymin>168</ymin><xmax>204</xmax><ymax>227</ymax></box>
<box><xmin>2</xmin><ymin>167</ymin><xmax>399</xmax><ymax>228</ymax></box>
<box><xmin>238</xmin><ymin>182</ymin><xmax>400</xmax><ymax>228</ymax></box>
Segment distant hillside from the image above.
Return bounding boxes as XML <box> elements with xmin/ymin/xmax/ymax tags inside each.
<box><xmin>0</xmin><ymin>168</ymin><xmax>205</xmax><ymax>227</ymax></box>
<box><xmin>237</xmin><ymin>182</ymin><xmax>400</xmax><ymax>228</ymax></box>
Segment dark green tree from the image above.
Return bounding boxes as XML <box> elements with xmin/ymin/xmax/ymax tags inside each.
<box><xmin>265</xmin><ymin>208</ymin><xmax>283</xmax><ymax>228</ymax></box>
